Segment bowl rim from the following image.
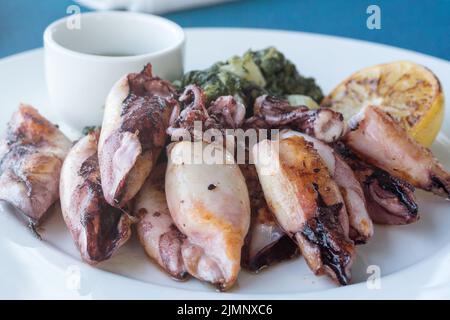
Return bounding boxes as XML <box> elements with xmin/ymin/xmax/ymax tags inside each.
<box><xmin>43</xmin><ymin>10</ymin><xmax>186</xmax><ymax>61</ymax></box>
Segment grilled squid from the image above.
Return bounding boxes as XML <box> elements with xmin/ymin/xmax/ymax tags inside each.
<box><xmin>208</xmin><ymin>95</ymin><xmax>246</xmax><ymax>129</ymax></box>
<box><xmin>166</xmin><ymin>141</ymin><xmax>251</xmax><ymax>290</ymax></box>
<box><xmin>244</xmin><ymin>95</ymin><xmax>347</xmax><ymax>143</ymax></box>
<box><xmin>134</xmin><ymin>163</ymin><xmax>188</xmax><ymax>280</ymax></box>
<box><xmin>334</xmin><ymin>141</ymin><xmax>418</xmax><ymax>225</ymax></box>
<box><xmin>345</xmin><ymin>106</ymin><xmax>450</xmax><ymax>199</ymax></box>
<box><xmin>167</xmin><ymin>84</ymin><xmax>210</xmax><ymax>139</ymax></box>
<box><xmin>98</xmin><ymin>64</ymin><xmax>177</xmax><ymax>208</ymax></box>
<box><xmin>167</xmin><ymin>84</ymin><xmax>245</xmax><ymax>139</ymax></box>
<box><xmin>240</xmin><ymin>164</ymin><xmax>299</xmax><ymax>272</ymax></box>
<box><xmin>252</xmin><ymin>135</ymin><xmax>355</xmax><ymax>285</ymax></box>
<box><xmin>0</xmin><ymin>105</ymin><xmax>71</xmax><ymax>233</ymax></box>
<box><xmin>281</xmin><ymin>130</ymin><xmax>373</xmax><ymax>244</ymax></box>
<box><xmin>60</xmin><ymin>131</ymin><xmax>132</xmax><ymax>264</ymax></box>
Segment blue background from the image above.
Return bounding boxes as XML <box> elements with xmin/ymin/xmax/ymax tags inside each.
<box><xmin>0</xmin><ymin>0</ymin><xmax>449</xmax><ymax>60</ymax></box>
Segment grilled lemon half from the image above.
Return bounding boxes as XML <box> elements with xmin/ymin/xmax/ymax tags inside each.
<box><xmin>321</xmin><ymin>61</ymin><xmax>444</xmax><ymax>147</ymax></box>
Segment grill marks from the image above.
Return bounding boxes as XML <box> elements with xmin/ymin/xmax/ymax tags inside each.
<box><xmin>244</xmin><ymin>95</ymin><xmax>346</xmax><ymax>143</ymax></box>
<box><xmin>5</xmin><ymin>107</ymin><xmax>56</xmax><ymax>147</ymax></box>
<box><xmin>61</xmin><ymin>131</ymin><xmax>132</xmax><ymax>264</ymax></box>
<box><xmin>431</xmin><ymin>175</ymin><xmax>450</xmax><ymax>200</ymax></box>
<box><xmin>334</xmin><ymin>141</ymin><xmax>419</xmax><ymax>224</ymax></box>
<box><xmin>281</xmin><ymin>130</ymin><xmax>373</xmax><ymax>244</ymax></box>
<box><xmin>79</xmin><ymin>186</ymin><xmax>124</xmax><ymax>261</ymax></box>
<box><xmin>343</xmin><ymin>106</ymin><xmax>450</xmax><ymax>199</ymax></box>
<box><xmin>120</xmin><ymin>94</ymin><xmax>169</xmax><ymax>152</ymax></box>
<box><xmin>5</xmin><ymin>67</ymin><xmax>447</xmax><ymax>289</ymax></box>
<box><xmin>98</xmin><ymin>64</ymin><xmax>176</xmax><ymax>208</ymax></box>
<box><xmin>243</xmin><ymin>233</ymin><xmax>299</xmax><ymax>272</ymax></box>
<box><xmin>127</xmin><ymin>64</ymin><xmax>175</xmax><ymax>97</ymax></box>
<box><xmin>121</xmin><ymin>64</ymin><xmax>177</xmax><ymax>152</ymax></box>
<box><xmin>79</xmin><ymin>154</ymin><xmax>100</xmax><ymax>179</ymax></box>
<box><xmin>77</xmin><ymin>153</ymin><xmax>125</xmax><ymax>261</ymax></box>
<box><xmin>367</xmin><ymin>170</ymin><xmax>418</xmax><ymax>215</ymax></box>
<box><xmin>0</xmin><ymin>105</ymin><xmax>71</xmax><ymax>227</ymax></box>
<box><xmin>252</xmin><ymin>136</ymin><xmax>355</xmax><ymax>285</ymax></box>
<box><xmin>0</xmin><ymin>145</ymin><xmax>34</xmax><ymax>184</ymax></box>
<box><xmin>300</xmin><ymin>186</ymin><xmax>352</xmax><ymax>285</ymax></box>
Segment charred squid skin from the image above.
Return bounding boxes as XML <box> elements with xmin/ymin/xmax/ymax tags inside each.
<box><xmin>60</xmin><ymin>131</ymin><xmax>133</xmax><ymax>264</ymax></box>
<box><xmin>242</xmin><ymin>234</ymin><xmax>299</xmax><ymax>273</ymax></box>
<box><xmin>364</xmin><ymin>171</ymin><xmax>419</xmax><ymax>225</ymax></box>
<box><xmin>431</xmin><ymin>175</ymin><xmax>450</xmax><ymax>200</ymax></box>
<box><xmin>241</xmin><ymin>207</ymin><xmax>300</xmax><ymax>273</ymax></box>
<box><xmin>99</xmin><ymin>64</ymin><xmax>176</xmax><ymax>208</ymax></box>
<box><xmin>77</xmin><ymin>154</ymin><xmax>130</xmax><ymax>263</ymax></box>
<box><xmin>244</xmin><ymin>95</ymin><xmax>347</xmax><ymax>143</ymax></box>
<box><xmin>0</xmin><ymin>105</ymin><xmax>71</xmax><ymax>234</ymax></box>
<box><xmin>297</xmin><ymin>185</ymin><xmax>354</xmax><ymax>285</ymax></box>
<box><xmin>27</xmin><ymin>219</ymin><xmax>42</xmax><ymax>239</ymax></box>
<box><xmin>281</xmin><ymin>130</ymin><xmax>373</xmax><ymax>244</ymax></box>
<box><xmin>366</xmin><ymin>170</ymin><xmax>419</xmax><ymax>216</ymax></box>
<box><xmin>334</xmin><ymin>141</ymin><xmax>419</xmax><ymax>225</ymax></box>
<box><xmin>252</xmin><ymin>136</ymin><xmax>355</xmax><ymax>285</ymax></box>
<box><xmin>240</xmin><ymin>163</ymin><xmax>299</xmax><ymax>272</ymax></box>
<box><xmin>345</xmin><ymin>106</ymin><xmax>450</xmax><ymax>199</ymax></box>
<box><xmin>349</xmin><ymin>228</ymin><xmax>366</xmax><ymax>245</ymax></box>
<box><xmin>296</xmin><ymin>204</ymin><xmax>352</xmax><ymax>285</ymax></box>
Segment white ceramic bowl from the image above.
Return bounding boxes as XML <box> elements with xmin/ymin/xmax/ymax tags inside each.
<box><xmin>44</xmin><ymin>11</ymin><xmax>185</xmax><ymax>131</ymax></box>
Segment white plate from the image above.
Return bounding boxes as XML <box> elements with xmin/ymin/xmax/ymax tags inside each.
<box><xmin>1</xmin><ymin>28</ymin><xmax>450</xmax><ymax>299</ymax></box>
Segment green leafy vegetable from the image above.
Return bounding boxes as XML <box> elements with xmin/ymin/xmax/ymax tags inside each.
<box><xmin>250</xmin><ymin>47</ymin><xmax>323</xmax><ymax>102</ymax></box>
<box><xmin>219</xmin><ymin>53</ymin><xmax>266</xmax><ymax>87</ymax></box>
<box><xmin>175</xmin><ymin>62</ymin><xmax>265</xmax><ymax>107</ymax></box>
<box><xmin>175</xmin><ymin>47</ymin><xmax>323</xmax><ymax>110</ymax></box>
<box><xmin>82</xmin><ymin>126</ymin><xmax>100</xmax><ymax>136</ymax></box>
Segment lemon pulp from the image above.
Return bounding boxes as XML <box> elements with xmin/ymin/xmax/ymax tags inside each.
<box><xmin>321</xmin><ymin>61</ymin><xmax>444</xmax><ymax>147</ymax></box>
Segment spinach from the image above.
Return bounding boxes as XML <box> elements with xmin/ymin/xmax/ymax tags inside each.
<box><xmin>175</xmin><ymin>47</ymin><xmax>323</xmax><ymax>110</ymax></box>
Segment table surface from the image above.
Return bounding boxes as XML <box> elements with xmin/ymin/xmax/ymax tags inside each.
<box><xmin>0</xmin><ymin>0</ymin><xmax>449</xmax><ymax>60</ymax></box>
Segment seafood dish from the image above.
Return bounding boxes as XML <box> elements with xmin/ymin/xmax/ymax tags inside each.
<box><xmin>2</xmin><ymin>48</ymin><xmax>449</xmax><ymax>292</ymax></box>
